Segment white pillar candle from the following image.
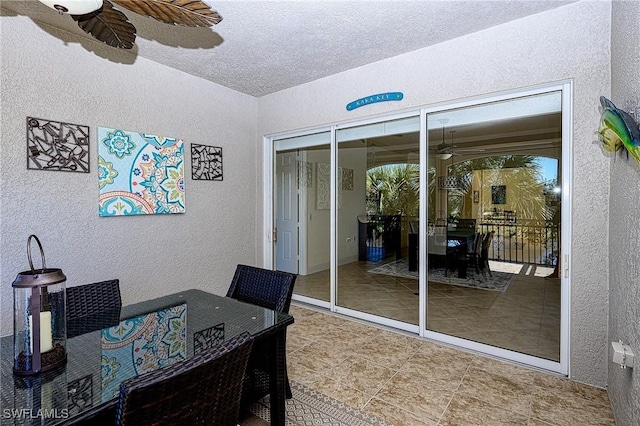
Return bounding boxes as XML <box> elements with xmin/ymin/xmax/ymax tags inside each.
<box><xmin>28</xmin><ymin>311</ymin><xmax>54</xmax><ymax>353</ymax></box>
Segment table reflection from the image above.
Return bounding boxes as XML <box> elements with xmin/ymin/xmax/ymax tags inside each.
<box><xmin>100</xmin><ymin>303</ymin><xmax>187</xmax><ymax>402</ymax></box>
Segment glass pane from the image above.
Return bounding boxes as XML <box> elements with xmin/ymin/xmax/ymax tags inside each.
<box><xmin>275</xmin><ymin>133</ymin><xmax>331</xmax><ymax>302</ymax></box>
<box><xmin>336</xmin><ymin>117</ymin><xmax>420</xmax><ymax>324</ymax></box>
<box><xmin>426</xmin><ymin>91</ymin><xmax>562</xmax><ymax>361</ymax></box>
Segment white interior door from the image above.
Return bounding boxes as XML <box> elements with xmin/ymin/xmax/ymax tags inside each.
<box><xmin>276</xmin><ymin>152</ymin><xmax>298</xmax><ymax>274</ymax></box>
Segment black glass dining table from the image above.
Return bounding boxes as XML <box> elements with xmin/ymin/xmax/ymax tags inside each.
<box><xmin>1</xmin><ymin>289</ymin><xmax>294</xmax><ymax>425</ymax></box>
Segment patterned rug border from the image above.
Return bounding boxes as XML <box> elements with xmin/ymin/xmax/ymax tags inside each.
<box><xmin>368</xmin><ymin>258</ymin><xmax>514</xmax><ymax>292</ymax></box>
<box><xmin>249</xmin><ymin>381</ymin><xmax>391</xmax><ymax>426</ymax></box>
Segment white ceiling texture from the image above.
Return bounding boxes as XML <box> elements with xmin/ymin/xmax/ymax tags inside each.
<box><xmin>2</xmin><ymin>0</ymin><xmax>575</xmax><ymax>97</ymax></box>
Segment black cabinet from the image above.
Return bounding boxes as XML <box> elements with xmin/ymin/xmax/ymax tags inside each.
<box><xmin>358</xmin><ymin>215</ymin><xmax>402</xmax><ymax>262</ymax></box>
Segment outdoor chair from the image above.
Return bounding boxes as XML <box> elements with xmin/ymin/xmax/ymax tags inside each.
<box><xmin>480</xmin><ymin>232</ymin><xmax>495</xmax><ymax>277</ymax></box>
<box><xmin>226</xmin><ymin>264</ymin><xmax>297</xmax><ymax>403</ymax></box>
<box><xmin>115</xmin><ymin>331</ymin><xmax>254</xmax><ymax>426</ymax></box>
<box><xmin>462</xmin><ymin>232</ymin><xmax>484</xmax><ymax>275</ymax></box>
<box><xmin>66</xmin><ymin>279</ymin><xmax>122</xmax><ymax>338</ymax></box>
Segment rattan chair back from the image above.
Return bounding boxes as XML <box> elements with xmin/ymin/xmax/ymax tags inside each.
<box><xmin>66</xmin><ymin>279</ymin><xmax>122</xmax><ymax>337</ymax></box>
<box><xmin>226</xmin><ymin>264</ymin><xmax>297</xmax><ymax>313</ymax></box>
<box><xmin>116</xmin><ymin>331</ymin><xmax>254</xmax><ymax>426</ymax></box>
<box><xmin>226</xmin><ymin>264</ymin><xmax>297</xmax><ymax>404</ymax></box>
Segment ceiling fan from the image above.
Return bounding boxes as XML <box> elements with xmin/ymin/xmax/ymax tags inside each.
<box><xmin>432</xmin><ymin>125</ymin><xmax>484</xmax><ymax>160</ymax></box>
<box><xmin>38</xmin><ymin>0</ymin><xmax>222</xmax><ymax>49</ymax></box>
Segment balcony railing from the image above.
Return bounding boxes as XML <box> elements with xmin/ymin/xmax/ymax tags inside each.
<box><xmin>478</xmin><ymin>219</ymin><xmax>559</xmax><ymax>266</ymax></box>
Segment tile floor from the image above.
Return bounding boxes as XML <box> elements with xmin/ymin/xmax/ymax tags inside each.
<box><xmin>294</xmin><ymin>259</ymin><xmax>560</xmax><ymax>361</ymax></box>
<box><xmin>286</xmin><ymin>304</ymin><xmax>616</xmax><ymax>426</ymax></box>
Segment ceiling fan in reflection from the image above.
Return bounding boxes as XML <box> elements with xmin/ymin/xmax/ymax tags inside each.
<box><xmin>38</xmin><ymin>0</ymin><xmax>222</xmax><ymax>49</ymax></box>
<box><xmin>433</xmin><ymin>129</ymin><xmax>485</xmax><ymax>160</ymax></box>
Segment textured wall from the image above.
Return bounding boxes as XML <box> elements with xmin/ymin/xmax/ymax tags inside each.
<box><xmin>0</xmin><ymin>15</ymin><xmax>258</xmax><ymax>336</ymax></box>
<box><xmin>257</xmin><ymin>0</ymin><xmax>611</xmax><ymax>387</ymax></box>
<box><xmin>608</xmin><ymin>1</ymin><xmax>640</xmax><ymax>424</ymax></box>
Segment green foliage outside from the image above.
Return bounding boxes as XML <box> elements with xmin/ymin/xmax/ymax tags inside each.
<box><xmin>367</xmin><ymin>155</ymin><xmax>555</xmax><ymax>223</ymax></box>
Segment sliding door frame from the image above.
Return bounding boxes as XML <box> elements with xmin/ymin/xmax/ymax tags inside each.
<box><xmin>262</xmin><ymin>80</ymin><xmax>572</xmax><ymax>375</ymax></box>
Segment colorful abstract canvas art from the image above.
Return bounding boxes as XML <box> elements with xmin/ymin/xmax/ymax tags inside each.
<box><xmin>100</xmin><ymin>304</ymin><xmax>187</xmax><ymax>401</ymax></box>
<box><xmin>98</xmin><ymin>127</ymin><xmax>185</xmax><ymax>216</ymax></box>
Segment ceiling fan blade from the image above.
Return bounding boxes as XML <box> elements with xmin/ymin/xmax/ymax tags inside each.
<box><xmin>112</xmin><ymin>0</ymin><xmax>222</xmax><ymax>27</ymax></box>
<box><xmin>73</xmin><ymin>0</ymin><xmax>136</xmax><ymax>49</ymax></box>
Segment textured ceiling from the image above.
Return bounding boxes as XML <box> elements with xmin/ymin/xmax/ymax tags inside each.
<box><xmin>2</xmin><ymin>0</ymin><xmax>575</xmax><ymax>97</ymax></box>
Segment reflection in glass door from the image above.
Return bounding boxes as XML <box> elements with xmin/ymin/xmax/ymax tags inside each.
<box><xmin>270</xmin><ymin>85</ymin><xmax>568</xmax><ymax>372</ymax></box>
<box><xmin>426</xmin><ymin>91</ymin><xmax>563</xmax><ymax>362</ymax></box>
<box><xmin>274</xmin><ymin>133</ymin><xmax>331</xmax><ymax>305</ymax></box>
<box><xmin>336</xmin><ymin>117</ymin><xmax>420</xmax><ymax>326</ymax></box>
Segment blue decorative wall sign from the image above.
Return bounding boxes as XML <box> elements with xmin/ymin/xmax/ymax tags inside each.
<box><xmin>346</xmin><ymin>92</ymin><xmax>404</xmax><ymax>111</ymax></box>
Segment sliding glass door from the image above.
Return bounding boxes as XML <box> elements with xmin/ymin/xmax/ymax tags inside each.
<box><xmin>426</xmin><ymin>91</ymin><xmax>563</xmax><ymax>364</ymax></box>
<box><xmin>268</xmin><ymin>83</ymin><xmax>569</xmax><ymax>373</ymax></box>
<box><xmin>335</xmin><ymin>117</ymin><xmax>420</xmax><ymax>327</ymax></box>
<box><xmin>274</xmin><ymin>132</ymin><xmax>331</xmax><ymax>305</ymax></box>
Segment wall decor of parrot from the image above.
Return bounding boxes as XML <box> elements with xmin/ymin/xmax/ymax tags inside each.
<box><xmin>597</xmin><ymin>96</ymin><xmax>640</xmax><ymax>166</ymax></box>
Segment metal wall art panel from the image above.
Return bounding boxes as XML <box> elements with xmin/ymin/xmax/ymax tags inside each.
<box><xmin>316</xmin><ymin>163</ymin><xmax>342</xmax><ymax>209</ymax></box>
<box><xmin>298</xmin><ymin>160</ymin><xmax>312</xmax><ymax>188</ymax></box>
<box><xmin>26</xmin><ymin>117</ymin><xmax>90</xmax><ymax>172</ymax></box>
<box><xmin>98</xmin><ymin>127</ymin><xmax>185</xmax><ymax>216</ymax></box>
<box><xmin>191</xmin><ymin>144</ymin><xmax>223</xmax><ymax>181</ymax></box>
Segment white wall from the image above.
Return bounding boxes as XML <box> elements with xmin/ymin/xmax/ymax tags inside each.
<box><xmin>304</xmin><ymin>149</ymin><xmax>332</xmax><ymax>273</ymax></box>
<box><xmin>608</xmin><ymin>1</ymin><xmax>640</xmax><ymax>424</ymax></box>
<box><xmin>337</xmin><ymin>145</ymin><xmax>367</xmax><ymax>266</ymax></box>
<box><xmin>0</xmin><ymin>15</ymin><xmax>259</xmax><ymax>336</ymax></box>
<box><xmin>257</xmin><ymin>0</ymin><xmax>611</xmax><ymax>387</ymax></box>
<box><xmin>301</xmin><ymin>146</ymin><xmax>366</xmax><ymax>274</ymax></box>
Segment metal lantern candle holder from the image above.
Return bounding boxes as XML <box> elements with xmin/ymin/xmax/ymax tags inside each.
<box><xmin>13</xmin><ymin>235</ymin><xmax>67</xmax><ymax>375</ymax></box>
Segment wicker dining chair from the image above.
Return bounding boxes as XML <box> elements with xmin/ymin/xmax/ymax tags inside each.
<box><xmin>115</xmin><ymin>331</ymin><xmax>254</xmax><ymax>426</ymax></box>
<box><xmin>463</xmin><ymin>232</ymin><xmax>485</xmax><ymax>275</ymax></box>
<box><xmin>66</xmin><ymin>279</ymin><xmax>122</xmax><ymax>338</ymax></box>
<box><xmin>226</xmin><ymin>264</ymin><xmax>297</xmax><ymax>313</ymax></box>
<box><xmin>226</xmin><ymin>264</ymin><xmax>297</xmax><ymax>403</ymax></box>
<box><xmin>480</xmin><ymin>231</ymin><xmax>496</xmax><ymax>277</ymax></box>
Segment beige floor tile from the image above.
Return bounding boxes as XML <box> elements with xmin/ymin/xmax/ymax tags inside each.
<box><xmin>456</xmin><ymin>365</ymin><xmax>534</xmax><ymax>415</ymax></box>
<box><xmin>529</xmin><ymin>373</ymin><xmax>615</xmax><ymax>425</ymax></box>
<box><xmin>300</xmin><ymin>374</ymin><xmax>372</xmax><ymax>410</ymax></box>
<box><xmin>375</xmin><ymin>373</ymin><xmax>454</xmax><ymax>423</ymax></box>
<box><xmin>439</xmin><ymin>393</ymin><xmax>529</xmax><ymax>425</ymax></box>
<box><xmin>533</xmin><ymin>374</ymin><xmax>612</xmax><ymax>406</ymax></box>
<box><xmin>400</xmin><ymin>350</ymin><xmax>473</xmax><ymax>389</ymax></box>
<box><xmin>287</xmin><ymin>358</ymin><xmax>326</xmax><ymax>385</ymax></box>
<box><xmin>427</xmin><ymin>318</ymin><xmax>475</xmax><ymax>335</ymax></box>
<box><xmin>286</xmin><ymin>305</ymin><xmax>614</xmax><ymax>426</ymax></box>
<box><xmin>330</xmin><ymin>357</ymin><xmax>396</xmax><ymax>395</ymax></box>
<box><xmin>364</xmin><ymin>397</ymin><xmax>438</xmax><ymax>426</ymax></box>
<box><xmin>376</xmin><ymin>307</ymin><xmax>419</xmax><ymax>324</ymax></box>
<box><xmin>295</xmin><ymin>259</ymin><xmax>560</xmax><ymax>360</ymax></box>
<box><xmin>350</xmin><ymin>336</ymin><xmax>418</xmax><ymax>370</ymax></box>
<box><xmin>288</xmin><ymin>341</ymin><xmax>349</xmax><ymax>373</ymax></box>
<box><xmin>530</xmin><ymin>392</ymin><xmax>616</xmax><ymax>426</ymax></box>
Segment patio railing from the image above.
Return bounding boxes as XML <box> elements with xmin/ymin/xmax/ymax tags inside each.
<box><xmin>478</xmin><ymin>219</ymin><xmax>559</xmax><ymax>266</ymax></box>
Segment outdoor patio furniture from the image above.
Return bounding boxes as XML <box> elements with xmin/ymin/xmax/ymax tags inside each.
<box><xmin>66</xmin><ymin>279</ymin><xmax>122</xmax><ymax>338</ymax></box>
<box><xmin>480</xmin><ymin>232</ymin><xmax>495</xmax><ymax>277</ymax></box>
<box><xmin>115</xmin><ymin>331</ymin><xmax>254</xmax><ymax>426</ymax></box>
<box><xmin>460</xmin><ymin>232</ymin><xmax>484</xmax><ymax>276</ymax></box>
<box><xmin>226</xmin><ymin>264</ymin><xmax>297</xmax><ymax>403</ymax></box>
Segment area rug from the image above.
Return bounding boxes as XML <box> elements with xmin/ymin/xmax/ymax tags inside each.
<box><xmin>368</xmin><ymin>258</ymin><xmax>514</xmax><ymax>292</ymax></box>
<box><xmin>248</xmin><ymin>381</ymin><xmax>391</xmax><ymax>426</ymax></box>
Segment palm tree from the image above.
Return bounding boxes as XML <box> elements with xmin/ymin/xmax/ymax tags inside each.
<box><xmin>445</xmin><ymin>155</ymin><xmax>550</xmax><ymax>222</ymax></box>
<box><xmin>366</xmin><ymin>164</ymin><xmax>420</xmax><ymax>217</ymax></box>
